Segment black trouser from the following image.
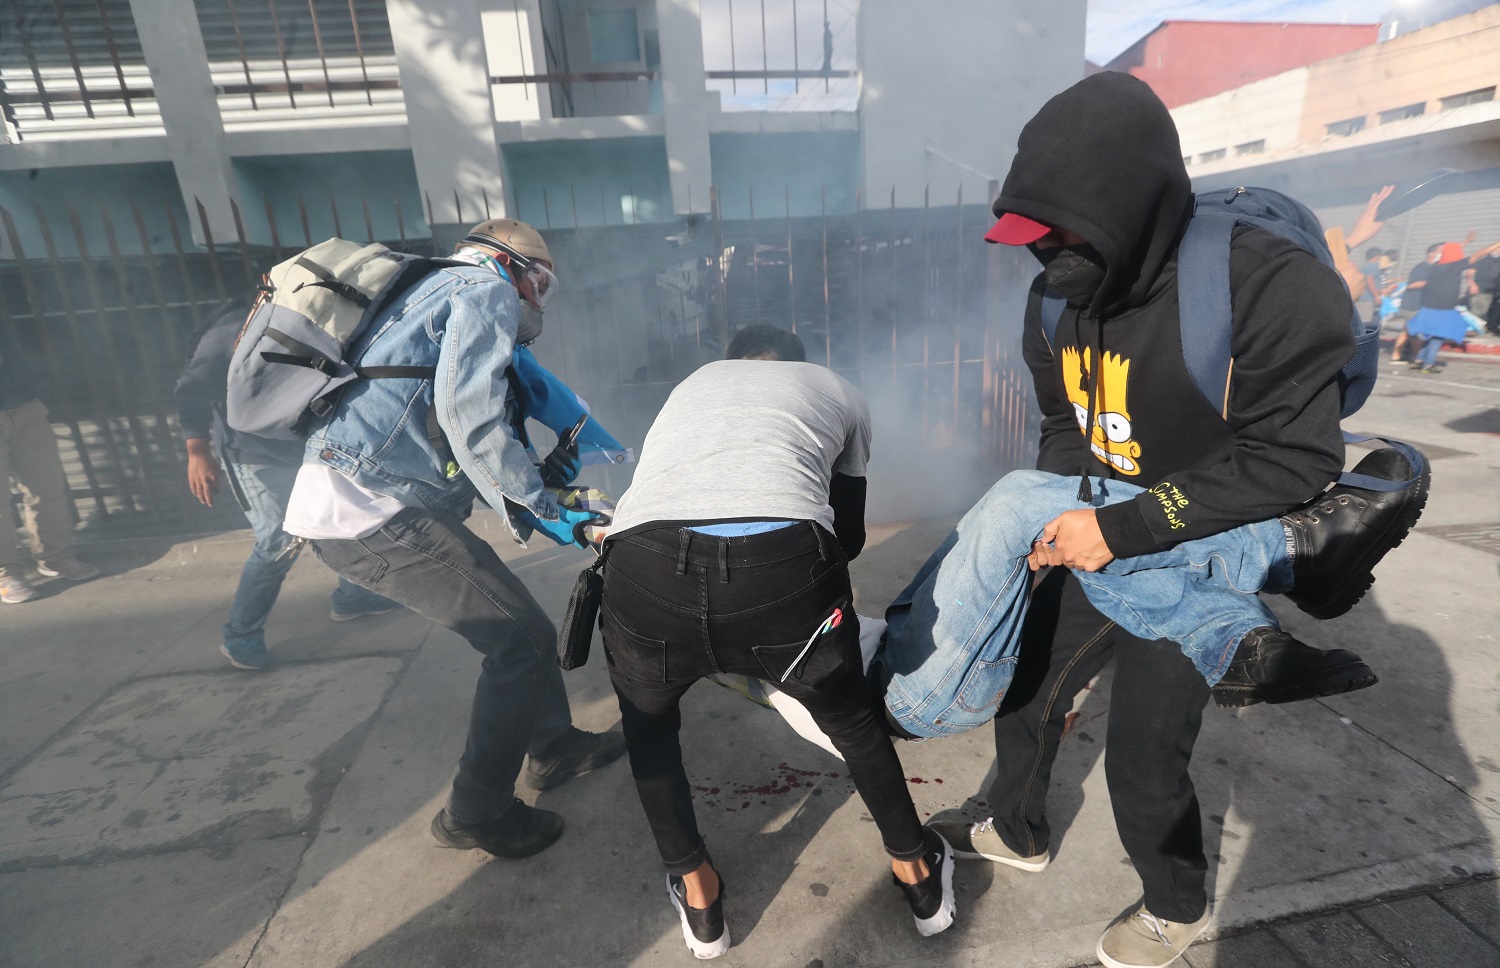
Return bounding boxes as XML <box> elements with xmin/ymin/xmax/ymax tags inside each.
<box><xmin>313</xmin><ymin>508</ymin><xmax>573</xmax><ymax>825</ymax></box>
<box><xmin>986</xmin><ymin>567</ymin><xmax>1211</xmax><ymax>923</ymax></box>
<box><xmin>601</xmin><ymin>523</ymin><xmax>927</xmax><ymax>876</ymax></box>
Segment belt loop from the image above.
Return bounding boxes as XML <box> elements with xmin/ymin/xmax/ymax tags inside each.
<box><xmin>718</xmin><ymin>538</ymin><xmax>729</xmax><ymax>583</ymax></box>
<box><xmin>676</xmin><ymin>530</ymin><xmax>691</xmax><ymax>575</ymax></box>
<box><xmin>812</xmin><ymin>522</ymin><xmax>830</xmax><ymax>562</ymax></box>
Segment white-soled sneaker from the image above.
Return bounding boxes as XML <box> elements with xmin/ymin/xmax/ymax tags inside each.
<box><xmin>1096</xmin><ymin>904</ymin><xmax>1211</xmax><ymax>968</ymax></box>
<box><xmin>0</xmin><ymin>570</ymin><xmax>40</xmax><ymax>604</ymax></box>
<box><xmin>893</xmin><ymin>828</ymin><xmax>956</xmax><ymax>937</ymax></box>
<box><xmin>667</xmin><ymin>873</ymin><xmax>731</xmax><ymax>959</ymax></box>
<box><xmin>35</xmin><ymin>556</ymin><xmax>101</xmax><ymax>581</ymax></box>
<box><xmin>926</xmin><ymin>816</ymin><xmax>1050</xmax><ymax>871</ymax></box>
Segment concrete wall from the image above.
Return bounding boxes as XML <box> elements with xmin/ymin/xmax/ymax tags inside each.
<box><xmin>385</xmin><ymin>0</ymin><xmax>509</xmax><ymax>233</ymax></box>
<box><xmin>1173</xmin><ymin>68</ymin><xmax>1310</xmax><ymax>165</ymax></box>
<box><xmin>1299</xmin><ymin>4</ymin><xmax>1500</xmax><ymax>144</ymax></box>
<box><xmin>857</xmin><ymin>0</ymin><xmax>1085</xmax><ymax>205</ymax></box>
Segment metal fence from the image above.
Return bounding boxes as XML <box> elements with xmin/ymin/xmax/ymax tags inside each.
<box><xmin>0</xmin><ymin>0</ymin><xmax>162</xmax><ymax>142</ymax></box>
<box><xmin>2</xmin><ymin>184</ymin><xmax>1039</xmax><ymax>540</ymax></box>
<box><xmin>700</xmin><ymin>0</ymin><xmax>858</xmax><ymax>111</ymax></box>
<box><xmin>195</xmin><ymin>0</ymin><xmax>406</xmax><ymax>128</ymax></box>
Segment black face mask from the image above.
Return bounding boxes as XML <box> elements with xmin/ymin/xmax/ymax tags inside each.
<box><xmin>1037</xmin><ymin>243</ymin><xmax>1107</xmax><ymax>307</ymax></box>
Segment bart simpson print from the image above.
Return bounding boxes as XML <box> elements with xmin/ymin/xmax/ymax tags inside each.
<box><xmin>1061</xmin><ymin>346</ymin><xmax>1142</xmax><ymax>475</ymax></box>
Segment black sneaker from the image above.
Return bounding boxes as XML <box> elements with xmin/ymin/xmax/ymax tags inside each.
<box><xmin>1281</xmin><ymin>447</ymin><xmax>1430</xmax><ymax>620</ymax></box>
<box><xmin>892</xmin><ymin>828</ymin><xmax>957</xmax><ymax>937</ymax></box>
<box><xmin>430</xmin><ymin>800</ymin><xmax>564</xmax><ymax>858</ymax></box>
<box><xmin>1211</xmin><ymin>627</ymin><xmax>1378</xmax><ymax>708</ymax></box>
<box><xmin>525</xmin><ymin>727</ymin><xmax>628</xmax><ymax>791</ymax></box>
<box><xmin>667</xmin><ymin>870</ymin><xmax>730</xmax><ymax>959</ymax></box>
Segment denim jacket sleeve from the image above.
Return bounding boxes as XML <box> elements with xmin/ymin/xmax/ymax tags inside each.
<box><xmin>432</xmin><ymin>274</ymin><xmax>559</xmax><ymax>521</ymax></box>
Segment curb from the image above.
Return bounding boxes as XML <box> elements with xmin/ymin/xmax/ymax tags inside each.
<box><xmin>1380</xmin><ymin>334</ymin><xmax>1500</xmax><ymax>361</ymax></box>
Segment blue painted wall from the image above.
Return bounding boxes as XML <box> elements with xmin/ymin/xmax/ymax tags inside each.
<box><xmin>709</xmin><ymin>131</ymin><xmax>860</xmax><ymax>220</ymax></box>
<box><xmin>503</xmin><ymin>137</ymin><xmax>674</xmax><ymax>229</ymax></box>
<box><xmin>0</xmin><ymin>162</ymin><xmax>185</xmax><ymax>260</ymax></box>
<box><xmin>233</xmin><ymin>151</ymin><xmax>428</xmax><ymax>249</ymax></box>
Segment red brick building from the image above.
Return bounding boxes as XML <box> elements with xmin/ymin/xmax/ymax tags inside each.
<box><xmin>1104</xmin><ymin>20</ymin><xmax>1380</xmax><ymax>108</ymax></box>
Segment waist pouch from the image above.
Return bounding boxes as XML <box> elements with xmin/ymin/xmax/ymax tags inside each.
<box><xmin>558</xmin><ymin>546</ymin><xmax>609</xmax><ymax>670</ymax></box>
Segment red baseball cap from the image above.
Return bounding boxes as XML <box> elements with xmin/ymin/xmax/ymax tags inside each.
<box><xmin>985</xmin><ymin>212</ymin><xmax>1052</xmax><ymax>245</ymax></box>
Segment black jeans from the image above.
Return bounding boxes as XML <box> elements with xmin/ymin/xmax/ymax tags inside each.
<box><xmin>986</xmin><ymin>567</ymin><xmax>1211</xmax><ymax>923</ymax></box>
<box><xmin>601</xmin><ymin>523</ymin><xmax>926</xmax><ymax>875</ymax></box>
<box><xmin>313</xmin><ymin>507</ymin><xmax>573</xmax><ymax>824</ymax></box>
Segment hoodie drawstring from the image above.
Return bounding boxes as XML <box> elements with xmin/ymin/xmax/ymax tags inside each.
<box><xmin>1075</xmin><ymin>310</ymin><xmax>1105</xmax><ymax>504</ymax></box>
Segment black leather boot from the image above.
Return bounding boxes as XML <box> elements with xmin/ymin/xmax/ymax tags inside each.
<box><xmin>1281</xmin><ymin>447</ymin><xmax>1430</xmax><ymax>620</ymax></box>
<box><xmin>1211</xmin><ymin>627</ymin><xmax>1378</xmax><ymax>708</ymax></box>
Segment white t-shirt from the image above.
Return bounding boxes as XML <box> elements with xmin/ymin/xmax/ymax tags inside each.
<box><xmin>608</xmin><ymin>360</ymin><xmax>871</xmax><ymax>536</ymax></box>
<box><xmin>283</xmin><ymin>464</ymin><xmax>406</xmax><ymax>540</ymax></box>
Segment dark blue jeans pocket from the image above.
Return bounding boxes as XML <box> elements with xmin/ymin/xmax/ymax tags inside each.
<box><xmin>602</xmin><ymin>613</ymin><xmax>668</xmax><ymax>685</ymax></box>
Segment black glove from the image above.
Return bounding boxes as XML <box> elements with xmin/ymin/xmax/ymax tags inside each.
<box><xmin>540</xmin><ymin>438</ymin><xmax>582</xmax><ymax>488</ymax></box>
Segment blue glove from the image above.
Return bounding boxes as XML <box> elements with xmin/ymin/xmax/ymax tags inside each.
<box><xmin>528</xmin><ymin>505</ymin><xmax>604</xmax><ymax>549</ymax></box>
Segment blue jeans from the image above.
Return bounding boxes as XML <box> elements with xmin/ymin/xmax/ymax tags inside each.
<box><xmin>1416</xmin><ymin>335</ymin><xmax>1446</xmax><ymax>368</ymax></box>
<box><xmin>878</xmin><ymin>471</ymin><xmax>1292</xmax><ymax>738</ymax></box>
<box><xmin>223</xmin><ymin>462</ymin><xmax>398</xmax><ymax>645</ymax></box>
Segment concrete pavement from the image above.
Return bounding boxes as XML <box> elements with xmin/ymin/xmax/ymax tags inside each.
<box><xmin>1</xmin><ymin>355</ymin><xmax>1498</xmax><ymax>968</ymax></box>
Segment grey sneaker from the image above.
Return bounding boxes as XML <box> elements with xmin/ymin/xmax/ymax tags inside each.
<box><xmin>1096</xmin><ymin>904</ymin><xmax>1211</xmax><ymax>968</ymax></box>
<box><xmin>925</xmin><ymin>817</ymin><xmax>1049</xmax><ymax>872</ymax></box>
<box><xmin>35</xmin><ymin>556</ymin><xmax>101</xmax><ymax>581</ymax></box>
<box><xmin>0</xmin><ymin>570</ymin><xmax>40</xmax><ymax>604</ymax></box>
<box><xmin>220</xmin><ymin>639</ymin><xmax>272</xmax><ymax>670</ymax></box>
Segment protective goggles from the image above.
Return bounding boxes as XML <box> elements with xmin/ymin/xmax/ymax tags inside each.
<box><xmin>517</xmin><ymin>258</ymin><xmax>559</xmax><ymax>309</ymax></box>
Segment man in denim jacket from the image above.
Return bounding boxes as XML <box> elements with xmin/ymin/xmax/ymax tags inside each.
<box><xmin>284</xmin><ymin>219</ymin><xmax>624</xmax><ymax>859</ymax></box>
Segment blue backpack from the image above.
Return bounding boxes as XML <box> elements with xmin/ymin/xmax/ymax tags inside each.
<box><xmin>1041</xmin><ymin>186</ymin><xmax>1416</xmax><ymax>491</ymax></box>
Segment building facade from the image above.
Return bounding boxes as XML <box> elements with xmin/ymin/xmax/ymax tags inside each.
<box><xmin>1</xmin><ymin>0</ymin><xmax>1084</xmax><ymax>252</ymax></box>
<box><xmin>1169</xmin><ymin>5</ymin><xmax>1500</xmax><ymax>283</ymax></box>
<box><xmin>1104</xmin><ymin>20</ymin><xmax>1378</xmax><ymax>110</ymax></box>
<box><xmin>1</xmin><ymin>0</ymin><xmax>1083</xmax><ymax>533</ymax></box>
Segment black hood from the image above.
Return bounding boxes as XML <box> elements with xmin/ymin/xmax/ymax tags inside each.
<box><xmin>994</xmin><ymin>72</ymin><xmax>1193</xmax><ymax>317</ymax></box>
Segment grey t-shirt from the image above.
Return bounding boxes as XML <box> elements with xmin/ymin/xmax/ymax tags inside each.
<box><xmin>608</xmin><ymin>359</ymin><xmax>872</xmax><ymax>536</ymax></box>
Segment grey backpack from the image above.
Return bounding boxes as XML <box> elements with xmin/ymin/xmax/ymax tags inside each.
<box><xmin>226</xmin><ymin>239</ymin><xmax>453</xmax><ymax>439</ymax></box>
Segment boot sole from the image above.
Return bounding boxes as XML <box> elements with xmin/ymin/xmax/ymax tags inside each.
<box><xmin>1294</xmin><ymin>462</ymin><xmax>1431</xmax><ymax>621</ymax></box>
<box><xmin>668</xmin><ymin>878</ymin><xmax>731</xmax><ymax>959</ymax></box>
<box><xmin>1213</xmin><ymin>667</ymin><xmax>1380</xmax><ymax>708</ymax></box>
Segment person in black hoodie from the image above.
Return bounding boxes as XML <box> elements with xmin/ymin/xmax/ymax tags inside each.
<box><xmin>928</xmin><ymin>73</ymin><xmax>1427</xmax><ymax>968</ymax></box>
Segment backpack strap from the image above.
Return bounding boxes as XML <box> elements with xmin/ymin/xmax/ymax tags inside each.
<box><xmin>260</xmin><ymin>327</ymin><xmax>339</xmax><ymax>375</ymax></box>
<box><xmin>1181</xmin><ymin>211</ymin><xmax>1423</xmax><ymax>490</ymax></box>
<box><xmin>1039</xmin><ymin>290</ymin><xmax>1067</xmax><ymax>347</ymax></box>
<box><xmin>502</xmin><ymin>364</ymin><xmax>533</xmax><ymax>450</ymax></box>
<box><xmin>1337</xmin><ymin>433</ymin><xmax>1426</xmax><ymax>492</ymax></box>
<box><xmin>1176</xmin><ymin>212</ymin><xmax>1237</xmax><ymax>417</ymax></box>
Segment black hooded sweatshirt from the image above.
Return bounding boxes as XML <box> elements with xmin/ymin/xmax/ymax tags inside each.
<box><xmin>997</xmin><ymin>72</ymin><xmax>1353</xmax><ymax>558</ymax></box>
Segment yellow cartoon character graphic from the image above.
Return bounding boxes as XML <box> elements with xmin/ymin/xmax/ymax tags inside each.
<box><xmin>1060</xmin><ymin>346</ymin><xmax>1142</xmax><ymax>475</ymax></box>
